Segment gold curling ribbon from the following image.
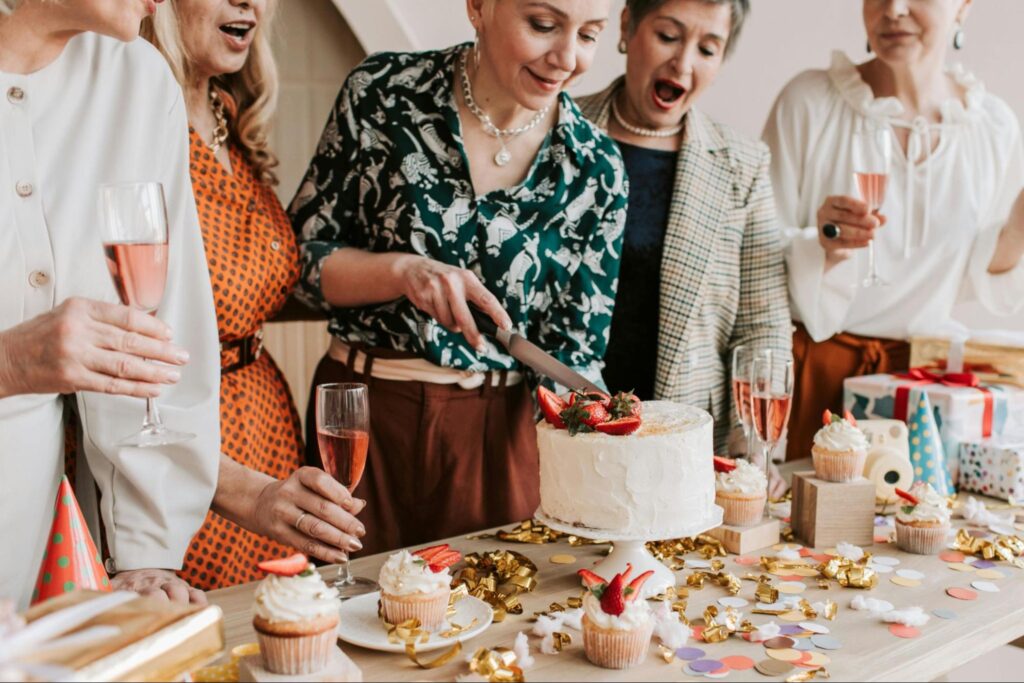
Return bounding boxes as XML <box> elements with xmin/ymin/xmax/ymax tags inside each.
<box><xmin>440</xmin><ymin>617</ymin><xmax>478</xmax><ymax>639</ymax></box>
<box><xmin>799</xmin><ymin>599</ymin><xmax>817</xmax><ymax>619</ymax></box>
<box><xmin>472</xmin><ymin>519</ymin><xmax>563</xmax><ymax>544</ymax></box>
<box><xmin>383</xmin><ymin>617</ymin><xmax>463</xmax><ymax>670</ymax></box>
<box><xmin>817</xmin><ymin>579</ymin><xmax>831</xmax><ymax>590</ymax></box>
<box><xmin>822</xmin><ymin>600</ymin><xmax>838</xmax><ymax>621</ymax></box>
<box><xmin>698</xmin><ymin>605</ymin><xmax>748</xmax><ymax>643</ymax></box>
<box><xmin>659</xmin><ymin>644</ymin><xmax>675</xmax><ymax>663</ymax></box>
<box><xmin>405</xmin><ymin>640</ymin><xmax>463</xmax><ymax>669</ymax></box>
<box><xmin>756</xmin><ymin>579</ymin><xmax>779</xmax><ymax>604</ymax></box>
<box><xmin>567</xmin><ymin>596</ymin><xmax>583</xmax><ymax>609</ymax></box>
<box><xmin>469</xmin><ymin>647</ymin><xmax>525</xmax><ymax>682</ymax></box>
<box><xmin>817</xmin><ymin>557</ymin><xmax>878</xmax><ymax>589</ymax></box>
<box><xmin>455</xmin><ymin>550</ymin><xmax>539</xmax><ymax>623</ymax></box>
<box><xmin>787</xmin><ymin>667</ymin><xmax>830</xmax><ymax>682</ymax></box>
<box><xmin>686</xmin><ymin>570</ymin><xmax>742</xmax><ymax>594</ymax></box>
<box><xmin>551</xmin><ymin>631</ymin><xmax>572</xmax><ymax>652</ymax></box>
<box><xmin>645</xmin><ymin>535</ymin><xmax>726</xmax><ymax>561</ymax></box>
<box><xmin>954</xmin><ymin>529</ymin><xmax>1024</xmax><ymax>566</ymax></box>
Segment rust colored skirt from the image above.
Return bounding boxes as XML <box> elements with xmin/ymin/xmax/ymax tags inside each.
<box><xmin>786</xmin><ymin>323</ymin><xmax>910</xmax><ymax>462</ymax></box>
<box><xmin>304</xmin><ymin>349</ymin><xmax>540</xmax><ymax>557</ymax></box>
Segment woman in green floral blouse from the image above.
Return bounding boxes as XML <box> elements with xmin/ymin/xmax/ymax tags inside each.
<box><xmin>289</xmin><ymin>0</ymin><xmax>627</xmax><ymax>555</ymax></box>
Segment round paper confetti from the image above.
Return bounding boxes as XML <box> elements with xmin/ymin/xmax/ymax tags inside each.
<box><xmin>971</xmin><ymin>580</ymin><xmax>1000</xmax><ymax>593</ymax></box>
<box><xmin>549</xmin><ymin>554</ymin><xmax>576</xmax><ymax>565</ymax></box>
<box><xmin>799</xmin><ymin>621</ymin><xmax>830</xmax><ymax>634</ymax></box>
<box><xmin>946</xmin><ymin>587</ymin><xmax>978</xmax><ymax>601</ymax></box>
<box><xmin>889</xmin><ymin>624</ymin><xmax>921</xmax><ymax>638</ymax></box>
<box><xmin>718</xmin><ymin>596</ymin><xmax>749</xmax><ymax>609</ymax></box>
<box><xmin>687</xmin><ymin>559</ymin><xmax>713</xmax><ymax>569</ymax></box>
<box><xmin>691</xmin><ymin>625</ymin><xmax>705</xmax><ymax>640</ymax></box>
<box><xmin>755</xmin><ymin>659</ymin><xmax>795</xmax><ymax>676</ymax></box>
<box><xmin>932</xmin><ymin>608</ymin><xmax>958</xmax><ymax>620</ymax></box>
<box><xmin>947</xmin><ymin>562</ymin><xmax>977</xmax><ymax>573</ymax></box>
<box><xmin>890</xmin><ymin>576</ymin><xmax>922</xmax><ymax>588</ymax></box>
<box><xmin>975</xmin><ymin>569</ymin><xmax>1006</xmax><ymax>580</ymax></box>
<box><xmin>811</xmin><ymin>634</ymin><xmax>843</xmax><ymax>650</ymax></box>
<box><xmin>763</xmin><ymin>636</ymin><xmax>797</xmax><ymax>650</ymax></box>
<box><xmin>971</xmin><ymin>560</ymin><xmax>997</xmax><ymax>570</ymax></box>
<box><xmin>778</xmin><ymin>625</ymin><xmax>806</xmax><ymax>636</ymax></box>
<box><xmin>896</xmin><ymin>569</ymin><xmax>926</xmax><ymax>580</ymax></box>
<box><xmin>939</xmin><ymin>550</ymin><xmax>965</xmax><ymax>563</ymax></box>
<box><xmin>690</xmin><ymin>659</ymin><xmax>725</xmax><ymax>673</ymax></box>
<box><xmin>777</xmin><ymin>581</ymin><xmax>806</xmax><ymax>594</ymax></box>
<box><xmin>811</xmin><ymin>553</ymin><xmax>833</xmax><ymax>563</ymax></box>
<box><xmin>791</xmin><ymin>651</ymin><xmax>815</xmax><ymax>668</ymax></box>
<box><xmin>792</xmin><ymin>638</ymin><xmax>814</xmax><ymax>651</ymax></box>
<box><xmin>704</xmin><ymin>667</ymin><xmax>730</xmax><ymax>679</ymax></box>
<box><xmin>803</xmin><ymin>651</ymin><xmax>832</xmax><ymax>667</ymax></box>
<box><xmin>780</xmin><ymin>610</ymin><xmax>806</xmax><ymax>622</ymax></box>
<box><xmin>872</xmin><ymin>556</ymin><xmax>901</xmax><ymax>566</ymax></box>
<box><xmin>773</xmin><ymin>543</ymin><xmax>804</xmax><ymax>552</ymax></box>
<box><xmin>869</xmin><ymin>563</ymin><xmax>894</xmax><ymax>574</ymax></box>
<box><xmin>734</xmin><ymin>555</ymin><xmax>760</xmax><ymax>566</ymax></box>
<box><xmin>720</xmin><ymin>655</ymin><xmax>755</xmax><ymax>671</ymax></box>
<box><xmin>765</xmin><ymin>648</ymin><xmax>803</xmax><ymax>662</ymax></box>
<box><xmin>677</xmin><ymin>647</ymin><xmax>706</xmax><ymax>661</ymax></box>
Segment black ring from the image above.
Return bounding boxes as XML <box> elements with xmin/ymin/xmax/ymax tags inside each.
<box><xmin>822</xmin><ymin>223</ymin><xmax>841</xmax><ymax>240</ymax></box>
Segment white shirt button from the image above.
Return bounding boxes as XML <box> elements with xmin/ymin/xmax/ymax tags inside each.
<box><xmin>28</xmin><ymin>270</ymin><xmax>49</xmax><ymax>288</ymax></box>
<box><xmin>7</xmin><ymin>87</ymin><xmax>24</xmax><ymax>103</ymax></box>
<box><xmin>15</xmin><ymin>181</ymin><xmax>33</xmax><ymax>197</ymax></box>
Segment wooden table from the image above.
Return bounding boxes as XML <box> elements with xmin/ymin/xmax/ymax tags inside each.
<box><xmin>208</xmin><ymin>505</ymin><xmax>1024</xmax><ymax>682</ymax></box>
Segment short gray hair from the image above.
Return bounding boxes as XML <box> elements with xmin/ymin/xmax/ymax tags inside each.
<box><xmin>624</xmin><ymin>0</ymin><xmax>750</xmax><ymax>57</ymax></box>
<box><xmin>0</xmin><ymin>0</ymin><xmax>19</xmax><ymax>14</ymax></box>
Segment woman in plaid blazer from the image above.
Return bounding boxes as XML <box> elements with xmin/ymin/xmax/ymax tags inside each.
<box><xmin>577</xmin><ymin>0</ymin><xmax>790</xmax><ymax>491</ymax></box>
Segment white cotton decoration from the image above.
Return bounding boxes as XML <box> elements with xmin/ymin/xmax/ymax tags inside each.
<box><xmin>750</xmin><ymin>621</ymin><xmax>781</xmax><ymax>642</ymax></box>
<box><xmin>539</xmin><ymin>633</ymin><xmax>561</xmax><ymax>655</ymax></box>
<box><xmin>776</xmin><ymin>548</ymin><xmax>801</xmax><ymax>561</ymax></box>
<box><xmin>882</xmin><ymin>607</ymin><xmax>930</xmax><ymax>627</ymax></box>
<box><xmin>850</xmin><ymin>596</ymin><xmax>894</xmax><ymax>614</ymax></box>
<box><xmin>836</xmin><ymin>542</ymin><xmax>864</xmax><ymax>562</ymax></box>
<box><xmin>561</xmin><ymin>608</ymin><xmax>584</xmax><ymax>632</ymax></box>
<box><xmin>513</xmin><ymin>631</ymin><xmax>535</xmax><ymax>669</ymax></box>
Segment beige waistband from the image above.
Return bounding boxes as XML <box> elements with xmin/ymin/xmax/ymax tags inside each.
<box><xmin>328</xmin><ymin>339</ymin><xmax>523</xmax><ymax>390</ymax></box>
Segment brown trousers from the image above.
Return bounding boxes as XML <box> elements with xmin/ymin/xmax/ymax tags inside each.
<box><xmin>304</xmin><ymin>349</ymin><xmax>540</xmax><ymax>557</ymax></box>
<box><xmin>786</xmin><ymin>323</ymin><xmax>910</xmax><ymax>462</ymax></box>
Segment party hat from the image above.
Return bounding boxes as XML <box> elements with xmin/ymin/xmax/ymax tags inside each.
<box><xmin>32</xmin><ymin>476</ymin><xmax>110</xmax><ymax>605</ymax></box>
<box><xmin>907</xmin><ymin>391</ymin><xmax>952</xmax><ymax>496</ymax></box>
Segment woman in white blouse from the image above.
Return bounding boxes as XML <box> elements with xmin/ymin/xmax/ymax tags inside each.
<box><xmin>0</xmin><ymin>0</ymin><xmax>221</xmax><ymax>606</ymax></box>
<box><xmin>763</xmin><ymin>0</ymin><xmax>1024</xmax><ymax>461</ymax></box>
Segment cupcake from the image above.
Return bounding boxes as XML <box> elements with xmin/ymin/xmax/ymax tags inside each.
<box><xmin>379</xmin><ymin>544</ymin><xmax>460</xmax><ymax>631</ymax></box>
<box><xmin>894</xmin><ymin>482</ymin><xmax>952</xmax><ymax>555</ymax></box>
<box><xmin>252</xmin><ymin>554</ymin><xmax>339</xmax><ymax>676</ymax></box>
<box><xmin>811</xmin><ymin>410</ymin><xmax>869</xmax><ymax>482</ymax></box>
<box><xmin>714</xmin><ymin>457</ymin><xmax>767</xmax><ymax>526</ymax></box>
<box><xmin>578</xmin><ymin>565</ymin><xmax>654</xmax><ymax>669</ymax></box>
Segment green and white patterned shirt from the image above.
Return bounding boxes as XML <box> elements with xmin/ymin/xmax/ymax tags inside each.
<box><xmin>289</xmin><ymin>45</ymin><xmax>628</xmax><ymax>385</ymax></box>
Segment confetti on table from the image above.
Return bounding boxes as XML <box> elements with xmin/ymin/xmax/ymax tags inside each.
<box><xmin>719</xmin><ymin>596</ymin><xmax>749</xmax><ymax>608</ymax></box>
<box><xmin>792</xmin><ymin>638</ymin><xmax>814</xmax><ymax>651</ymax></box>
<box><xmin>871</xmin><ymin>556</ymin><xmax>901</xmax><ymax>566</ymax></box>
<box><xmin>802</xmin><ymin>651</ymin><xmax>832</xmax><ymax>668</ymax></box>
<box><xmin>780</xmin><ymin>610</ymin><xmax>807</xmax><ymax>622</ymax></box>
<box><xmin>766</xmin><ymin>648</ymin><xmax>803</xmax><ymax>662</ymax></box>
<box><xmin>778</xmin><ymin>625</ymin><xmax>806</xmax><ymax>636</ymax></box>
<box><xmin>947</xmin><ymin>563</ymin><xmax>977</xmax><ymax>573</ymax></box>
<box><xmin>763</xmin><ymin>636</ymin><xmax>797</xmax><ymax>650</ymax></box>
<box><xmin>975</xmin><ymin>569</ymin><xmax>1006</xmax><ymax>581</ymax></box>
<box><xmin>945</xmin><ymin>587</ymin><xmax>978</xmax><ymax>601</ymax></box>
<box><xmin>868</xmin><ymin>563</ymin><xmax>894</xmax><ymax>574</ymax></box>
<box><xmin>890</xmin><ymin>576</ymin><xmax>922</xmax><ymax>588</ymax></box>
<box><xmin>756</xmin><ymin>659</ymin><xmax>795</xmax><ymax>676</ymax></box>
<box><xmin>810</xmin><ymin>634</ymin><xmax>843</xmax><ymax>650</ymax></box>
<box><xmin>895</xmin><ymin>569</ymin><xmax>926</xmax><ymax>580</ymax></box>
<box><xmin>971</xmin><ymin>560</ymin><xmax>997</xmax><ymax>570</ymax></box>
<box><xmin>691</xmin><ymin>659</ymin><xmax>725</xmax><ymax>673</ymax></box>
<box><xmin>734</xmin><ymin>555</ymin><xmax>760</xmax><ymax>566</ymax></box>
<box><xmin>939</xmin><ymin>550</ymin><xmax>965</xmax><ymax>563</ymax></box>
<box><xmin>888</xmin><ymin>624</ymin><xmax>921</xmax><ymax>638</ymax></box>
<box><xmin>720</xmin><ymin>655</ymin><xmax>755</xmax><ymax>671</ymax></box>
<box><xmin>677</xmin><ymin>647</ymin><xmax>706</xmax><ymax>661</ymax></box>
<box><xmin>778</xmin><ymin>581</ymin><xmax>807</xmax><ymax>594</ymax></box>
<box><xmin>549</xmin><ymin>554</ymin><xmax>576</xmax><ymax>565</ymax></box>
<box><xmin>799</xmin><ymin>622</ymin><xmax>830</xmax><ymax>634</ymax></box>
<box><xmin>971</xmin><ymin>581</ymin><xmax>1000</xmax><ymax>593</ymax></box>
<box><xmin>932</xmin><ymin>608</ymin><xmax>958</xmax><ymax>620</ymax></box>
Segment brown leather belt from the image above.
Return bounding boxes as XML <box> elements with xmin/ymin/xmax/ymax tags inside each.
<box><xmin>220</xmin><ymin>329</ymin><xmax>264</xmax><ymax>374</ymax></box>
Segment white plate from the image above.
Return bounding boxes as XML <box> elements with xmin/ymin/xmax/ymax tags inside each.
<box><xmin>337</xmin><ymin>592</ymin><xmax>493</xmax><ymax>653</ymax></box>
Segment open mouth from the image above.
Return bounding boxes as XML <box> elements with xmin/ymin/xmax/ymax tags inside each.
<box><xmin>652</xmin><ymin>79</ymin><xmax>686</xmax><ymax>108</ymax></box>
<box><xmin>527</xmin><ymin>68</ymin><xmax>562</xmax><ymax>89</ymax></box>
<box><xmin>220</xmin><ymin>22</ymin><xmax>254</xmax><ymax>40</ymax></box>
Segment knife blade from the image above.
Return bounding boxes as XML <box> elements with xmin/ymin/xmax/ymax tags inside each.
<box><xmin>469</xmin><ymin>307</ymin><xmax>603</xmax><ymax>394</ymax></box>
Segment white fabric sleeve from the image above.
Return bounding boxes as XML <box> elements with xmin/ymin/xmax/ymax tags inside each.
<box><xmin>77</xmin><ymin>90</ymin><xmax>221</xmax><ymax>572</ymax></box>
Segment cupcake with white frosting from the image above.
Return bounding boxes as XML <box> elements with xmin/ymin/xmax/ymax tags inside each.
<box><xmin>251</xmin><ymin>554</ymin><xmax>339</xmax><ymax>675</ymax></box>
<box><xmin>379</xmin><ymin>545</ymin><xmax>460</xmax><ymax>631</ymax></box>
<box><xmin>812</xmin><ymin>410</ymin><xmax>869</xmax><ymax>482</ymax></box>
<box><xmin>895</xmin><ymin>482</ymin><xmax>951</xmax><ymax>555</ymax></box>
<box><xmin>578</xmin><ymin>565</ymin><xmax>654</xmax><ymax>669</ymax></box>
<box><xmin>714</xmin><ymin>457</ymin><xmax>767</xmax><ymax>526</ymax></box>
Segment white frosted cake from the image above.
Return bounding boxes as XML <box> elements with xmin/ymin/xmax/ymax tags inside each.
<box><xmin>537</xmin><ymin>400</ymin><xmax>719</xmax><ymax>538</ymax></box>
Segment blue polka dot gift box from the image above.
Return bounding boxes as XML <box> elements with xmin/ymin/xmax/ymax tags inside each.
<box><xmin>958</xmin><ymin>436</ymin><xmax>1024</xmax><ymax>502</ymax></box>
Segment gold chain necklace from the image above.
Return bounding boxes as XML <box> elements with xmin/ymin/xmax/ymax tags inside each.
<box><xmin>208</xmin><ymin>87</ymin><xmax>229</xmax><ymax>154</ymax></box>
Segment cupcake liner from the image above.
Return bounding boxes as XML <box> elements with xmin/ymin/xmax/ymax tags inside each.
<box><xmin>812</xmin><ymin>446</ymin><xmax>867</xmax><ymax>483</ymax></box>
<box><xmin>896</xmin><ymin>520</ymin><xmax>950</xmax><ymax>555</ymax></box>
<box><xmin>582</xmin><ymin>615</ymin><xmax>654</xmax><ymax>669</ymax></box>
<box><xmin>256</xmin><ymin>624</ymin><xmax>337</xmax><ymax>676</ymax></box>
<box><xmin>381</xmin><ymin>588</ymin><xmax>450</xmax><ymax>631</ymax></box>
<box><xmin>715</xmin><ymin>491</ymin><xmax>766</xmax><ymax>527</ymax></box>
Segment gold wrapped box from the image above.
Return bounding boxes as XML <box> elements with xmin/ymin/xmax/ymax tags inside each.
<box><xmin>910</xmin><ymin>336</ymin><xmax>1024</xmax><ymax>387</ymax></box>
<box><xmin>16</xmin><ymin>591</ymin><xmax>224</xmax><ymax>682</ymax></box>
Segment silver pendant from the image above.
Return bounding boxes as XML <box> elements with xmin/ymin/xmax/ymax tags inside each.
<box><xmin>494</xmin><ymin>148</ymin><xmax>512</xmax><ymax>167</ymax></box>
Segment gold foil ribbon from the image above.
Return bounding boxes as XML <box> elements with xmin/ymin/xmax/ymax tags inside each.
<box><xmin>686</xmin><ymin>570</ymin><xmax>742</xmax><ymax>595</ymax></box>
<box><xmin>468</xmin><ymin>647</ymin><xmax>525</xmax><ymax>682</ymax></box>
<box><xmin>382</xmin><ymin>617</ymin><xmax>463</xmax><ymax>670</ymax></box>
<box><xmin>454</xmin><ymin>550</ymin><xmax>539</xmax><ymax>622</ymax></box>
<box><xmin>646</xmin><ymin>535</ymin><xmax>726</xmax><ymax>561</ymax></box>
<box><xmin>817</xmin><ymin>558</ymin><xmax>878</xmax><ymax>589</ymax></box>
<box><xmin>756</xmin><ymin>577</ymin><xmax>779</xmax><ymax>604</ymax></box>
<box><xmin>787</xmin><ymin>668</ymin><xmax>830</xmax><ymax>682</ymax></box>
<box><xmin>698</xmin><ymin>605</ymin><xmax>752</xmax><ymax>643</ymax></box>
<box><xmin>658</xmin><ymin>644</ymin><xmax>675</xmax><ymax>663</ymax></box>
<box><xmin>551</xmin><ymin>632</ymin><xmax>572</xmax><ymax>652</ymax></box>
<box><xmin>440</xmin><ymin>618</ymin><xmax>478</xmax><ymax>639</ymax></box>
<box><xmin>953</xmin><ymin>529</ymin><xmax>1024</xmax><ymax>567</ymax></box>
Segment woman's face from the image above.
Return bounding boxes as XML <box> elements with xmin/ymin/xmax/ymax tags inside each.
<box><xmin>174</xmin><ymin>0</ymin><xmax>266</xmax><ymax>79</ymax></box>
<box><xmin>66</xmin><ymin>0</ymin><xmax>163</xmax><ymax>41</ymax></box>
<box><xmin>620</xmin><ymin>0</ymin><xmax>732</xmax><ymax>129</ymax></box>
<box><xmin>863</xmin><ymin>0</ymin><xmax>970</xmax><ymax>67</ymax></box>
<box><xmin>471</xmin><ymin>0</ymin><xmax>612</xmax><ymax>111</ymax></box>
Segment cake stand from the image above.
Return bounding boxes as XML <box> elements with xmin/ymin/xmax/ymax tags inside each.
<box><xmin>535</xmin><ymin>505</ymin><xmax>723</xmax><ymax>599</ymax></box>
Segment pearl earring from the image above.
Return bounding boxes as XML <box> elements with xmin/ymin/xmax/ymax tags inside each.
<box><xmin>952</xmin><ymin>23</ymin><xmax>965</xmax><ymax>50</ymax></box>
<box><xmin>618</xmin><ymin>39</ymin><xmax>627</xmax><ymax>54</ymax></box>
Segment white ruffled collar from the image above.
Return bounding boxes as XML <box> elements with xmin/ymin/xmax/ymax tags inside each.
<box><xmin>827</xmin><ymin>50</ymin><xmax>985</xmax><ymax>124</ymax></box>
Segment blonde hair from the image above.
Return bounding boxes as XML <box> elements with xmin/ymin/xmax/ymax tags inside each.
<box><xmin>142</xmin><ymin>0</ymin><xmax>281</xmax><ymax>185</ymax></box>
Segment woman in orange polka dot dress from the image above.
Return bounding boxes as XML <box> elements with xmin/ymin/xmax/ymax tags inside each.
<box><xmin>142</xmin><ymin>0</ymin><xmax>365</xmax><ymax>592</ymax></box>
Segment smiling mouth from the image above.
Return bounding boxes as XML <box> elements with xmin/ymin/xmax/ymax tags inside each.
<box><xmin>654</xmin><ymin>79</ymin><xmax>686</xmax><ymax>105</ymax></box>
<box><xmin>220</xmin><ymin>22</ymin><xmax>254</xmax><ymax>40</ymax></box>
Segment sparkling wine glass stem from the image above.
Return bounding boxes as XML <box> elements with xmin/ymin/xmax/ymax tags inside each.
<box><xmin>335</xmin><ymin>550</ymin><xmax>353</xmax><ymax>587</ymax></box>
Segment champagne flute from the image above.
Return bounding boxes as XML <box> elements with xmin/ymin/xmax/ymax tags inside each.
<box><xmin>749</xmin><ymin>355</ymin><xmax>794</xmax><ymax>516</ymax></box>
<box><xmin>316</xmin><ymin>382</ymin><xmax>378</xmax><ymax>598</ymax></box>
<box><xmin>98</xmin><ymin>182</ymin><xmax>194</xmax><ymax>447</ymax></box>
<box><xmin>731</xmin><ymin>346</ymin><xmax>755</xmax><ymax>457</ymax></box>
<box><xmin>852</xmin><ymin>123</ymin><xmax>893</xmax><ymax>287</ymax></box>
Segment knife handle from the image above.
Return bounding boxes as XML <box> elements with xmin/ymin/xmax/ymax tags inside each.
<box><xmin>469</xmin><ymin>306</ymin><xmax>499</xmax><ymax>338</ymax></box>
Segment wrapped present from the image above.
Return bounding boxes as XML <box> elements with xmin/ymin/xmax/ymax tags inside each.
<box><xmin>3</xmin><ymin>590</ymin><xmax>224</xmax><ymax>681</ymax></box>
<box><xmin>844</xmin><ymin>371</ymin><xmax>1024</xmax><ymax>485</ymax></box>
<box><xmin>959</xmin><ymin>437</ymin><xmax>1024</xmax><ymax>501</ymax></box>
<box><xmin>911</xmin><ymin>335</ymin><xmax>1024</xmax><ymax>388</ymax></box>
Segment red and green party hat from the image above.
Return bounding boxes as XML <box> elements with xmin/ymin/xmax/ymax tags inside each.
<box><xmin>31</xmin><ymin>476</ymin><xmax>110</xmax><ymax>605</ymax></box>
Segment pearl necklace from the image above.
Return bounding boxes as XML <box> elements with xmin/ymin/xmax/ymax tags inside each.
<box><xmin>459</xmin><ymin>50</ymin><xmax>551</xmax><ymax>167</ymax></box>
<box><xmin>611</xmin><ymin>96</ymin><xmax>683</xmax><ymax>138</ymax></box>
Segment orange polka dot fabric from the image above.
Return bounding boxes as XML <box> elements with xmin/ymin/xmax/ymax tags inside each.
<box><xmin>179</xmin><ymin>131</ymin><xmax>304</xmax><ymax>590</ymax></box>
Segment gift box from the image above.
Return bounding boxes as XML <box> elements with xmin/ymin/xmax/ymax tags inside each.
<box><xmin>5</xmin><ymin>590</ymin><xmax>224</xmax><ymax>681</ymax></box>
<box><xmin>911</xmin><ymin>336</ymin><xmax>1024</xmax><ymax>388</ymax></box>
<box><xmin>958</xmin><ymin>437</ymin><xmax>1024</xmax><ymax>501</ymax></box>
<box><xmin>844</xmin><ymin>371</ymin><xmax>1024</xmax><ymax>485</ymax></box>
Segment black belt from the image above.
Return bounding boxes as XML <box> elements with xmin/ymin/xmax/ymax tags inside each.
<box><xmin>220</xmin><ymin>329</ymin><xmax>264</xmax><ymax>374</ymax></box>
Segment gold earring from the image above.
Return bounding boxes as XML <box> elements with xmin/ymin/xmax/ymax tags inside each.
<box><xmin>618</xmin><ymin>38</ymin><xmax>627</xmax><ymax>54</ymax></box>
<box><xmin>474</xmin><ymin>31</ymin><xmax>482</xmax><ymax>70</ymax></box>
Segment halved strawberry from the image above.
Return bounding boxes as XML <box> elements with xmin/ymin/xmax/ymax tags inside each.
<box><xmin>412</xmin><ymin>544</ymin><xmax>449</xmax><ymax>562</ymax></box>
<box><xmin>822</xmin><ymin>409</ymin><xmax>834</xmax><ymax>426</ymax></box>
<box><xmin>624</xmin><ymin>570</ymin><xmax>654</xmax><ymax>602</ymax></box>
<box><xmin>895</xmin><ymin>488</ymin><xmax>919</xmax><ymax>505</ymax></box>
<box><xmin>599</xmin><ymin>571</ymin><xmax>627</xmax><ymax>616</ymax></box>
<box><xmin>713</xmin><ymin>455</ymin><xmax>737</xmax><ymax>473</ymax></box>
<box><xmin>427</xmin><ymin>549</ymin><xmax>462</xmax><ymax>573</ymax></box>
<box><xmin>580</xmin><ymin>402</ymin><xmax>609</xmax><ymax>426</ymax></box>
<box><xmin>577</xmin><ymin>569</ymin><xmax>607</xmax><ymax>590</ymax></box>
<box><xmin>257</xmin><ymin>553</ymin><xmax>308</xmax><ymax>577</ymax></box>
<box><xmin>537</xmin><ymin>386</ymin><xmax>568</xmax><ymax>429</ymax></box>
<box><xmin>843</xmin><ymin>409</ymin><xmax>858</xmax><ymax>426</ymax></box>
<box><xmin>595</xmin><ymin>416</ymin><xmax>641</xmax><ymax>436</ymax></box>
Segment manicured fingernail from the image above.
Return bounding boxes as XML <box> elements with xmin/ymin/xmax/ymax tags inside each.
<box><xmin>333</xmin><ymin>552</ymin><xmax>347</xmax><ymax>564</ymax></box>
<box><xmin>355</xmin><ymin>525</ymin><xmax>366</xmax><ymax>536</ymax></box>
<box><xmin>164</xmin><ymin>370</ymin><xmax>181</xmax><ymax>383</ymax></box>
<box><xmin>349</xmin><ymin>538</ymin><xmax>363</xmax><ymax>551</ymax></box>
<box><xmin>175</xmin><ymin>350</ymin><xmax>190</xmax><ymax>363</ymax></box>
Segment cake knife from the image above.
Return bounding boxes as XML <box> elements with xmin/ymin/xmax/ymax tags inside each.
<box><xmin>469</xmin><ymin>308</ymin><xmax>603</xmax><ymax>394</ymax></box>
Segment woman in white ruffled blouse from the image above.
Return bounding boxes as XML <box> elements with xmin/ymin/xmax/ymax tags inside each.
<box><xmin>763</xmin><ymin>0</ymin><xmax>1024</xmax><ymax>461</ymax></box>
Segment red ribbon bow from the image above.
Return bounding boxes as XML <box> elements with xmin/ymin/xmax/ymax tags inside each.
<box><xmin>892</xmin><ymin>367</ymin><xmax>992</xmax><ymax>436</ymax></box>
